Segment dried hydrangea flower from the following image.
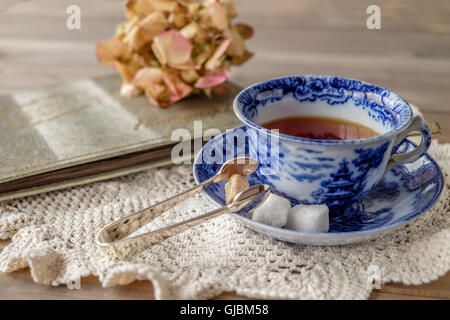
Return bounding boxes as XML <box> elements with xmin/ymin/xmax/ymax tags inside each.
<box><xmin>96</xmin><ymin>38</ymin><xmax>128</xmax><ymax>66</ymax></box>
<box><xmin>152</xmin><ymin>30</ymin><xmax>192</xmax><ymax>66</ymax></box>
<box><xmin>97</xmin><ymin>0</ymin><xmax>253</xmax><ymax>107</ymax></box>
<box><xmin>195</xmin><ymin>68</ymin><xmax>230</xmax><ymax>89</ymax></box>
<box><xmin>205</xmin><ymin>38</ymin><xmax>230</xmax><ymax>70</ymax></box>
<box><xmin>204</xmin><ymin>1</ymin><xmax>229</xmax><ymax>30</ymax></box>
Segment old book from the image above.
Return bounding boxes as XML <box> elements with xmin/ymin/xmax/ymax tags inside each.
<box><xmin>0</xmin><ymin>74</ymin><xmax>241</xmax><ymax>201</ymax></box>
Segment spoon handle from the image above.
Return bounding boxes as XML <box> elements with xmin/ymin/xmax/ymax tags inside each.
<box><xmin>138</xmin><ymin>185</ymin><xmax>270</xmax><ymax>249</ymax></box>
<box><xmin>97</xmin><ymin>176</ymin><xmax>217</xmax><ymax>246</ymax></box>
<box><xmin>97</xmin><ymin>184</ymin><xmax>270</xmax><ymax>260</ymax></box>
<box><xmin>119</xmin><ymin>205</ymin><xmax>232</xmax><ymax>254</ymax></box>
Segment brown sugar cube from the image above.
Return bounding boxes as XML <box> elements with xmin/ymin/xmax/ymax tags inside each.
<box><xmin>225</xmin><ymin>174</ymin><xmax>250</xmax><ymax>204</ymax></box>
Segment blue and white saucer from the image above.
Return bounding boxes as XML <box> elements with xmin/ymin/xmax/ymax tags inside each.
<box><xmin>193</xmin><ymin>126</ymin><xmax>444</xmax><ymax>245</ymax></box>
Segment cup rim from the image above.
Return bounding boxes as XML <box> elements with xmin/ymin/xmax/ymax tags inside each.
<box><xmin>233</xmin><ymin>75</ymin><xmax>413</xmax><ymax>146</ymax></box>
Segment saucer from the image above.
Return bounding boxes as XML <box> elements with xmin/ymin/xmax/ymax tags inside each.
<box><xmin>193</xmin><ymin>126</ymin><xmax>444</xmax><ymax>245</ymax></box>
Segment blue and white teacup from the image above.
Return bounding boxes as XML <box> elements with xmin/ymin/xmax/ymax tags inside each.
<box><xmin>233</xmin><ymin>75</ymin><xmax>431</xmax><ymax>205</ymax></box>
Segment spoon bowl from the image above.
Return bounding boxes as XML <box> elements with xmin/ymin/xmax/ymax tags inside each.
<box><xmin>215</xmin><ymin>156</ymin><xmax>258</xmax><ymax>182</ymax></box>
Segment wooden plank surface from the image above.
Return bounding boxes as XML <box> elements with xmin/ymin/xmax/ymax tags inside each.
<box><xmin>0</xmin><ymin>0</ymin><xmax>449</xmax><ymax>299</ymax></box>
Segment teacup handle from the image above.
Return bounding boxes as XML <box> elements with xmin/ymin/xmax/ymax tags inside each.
<box><xmin>385</xmin><ymin>116</ymin><xmax>431</xmax><ymax>172</ymax></box>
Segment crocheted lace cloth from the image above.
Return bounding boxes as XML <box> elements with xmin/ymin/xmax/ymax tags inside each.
<box><xmin>0</xmin><ymin>108</ymin><xmax>449</xmax><ymax>299</ymax></box>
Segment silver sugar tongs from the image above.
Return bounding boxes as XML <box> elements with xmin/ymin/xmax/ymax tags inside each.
<box><xmin>96</xmin><ymin>157</ymin><xmax>269</xmax><ymax>258</ymax></box>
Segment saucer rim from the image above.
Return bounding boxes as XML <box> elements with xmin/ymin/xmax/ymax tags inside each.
<box><xmin>193</xmin><ymin>125</ymin><xmax>444</xmax><ymax>240</ymax></box>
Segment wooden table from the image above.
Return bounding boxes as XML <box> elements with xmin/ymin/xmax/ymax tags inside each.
<box><xmin>0</xmin><ymin>0</ymin><xmax>449</xmax><ymax>300</ymax></box>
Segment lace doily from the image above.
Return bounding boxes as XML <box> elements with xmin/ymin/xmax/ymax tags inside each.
<box><xmin>0</xmin><ymin>122</ymin><xmax>449</xmax><ymax>300</ymax></box>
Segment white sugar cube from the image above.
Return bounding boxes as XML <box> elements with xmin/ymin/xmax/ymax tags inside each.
<box><xmin>251</xmin><ymin>192</ymin><xmax>291</xmax><ymax>227</ymax></box>
<box><xmin>285</xmin><ymin>204</ymin><xmax>329</xmax><ymax>233</ymax></box>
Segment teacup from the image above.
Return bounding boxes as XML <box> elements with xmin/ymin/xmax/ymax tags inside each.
<box><xmin>233</xmin><ymin>75</ymin><xmax>431</xmax><ymax>205</ymax></box>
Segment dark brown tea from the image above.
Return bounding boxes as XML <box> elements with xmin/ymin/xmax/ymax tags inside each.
<box><xmin>262</xmin><ymin>116</ymin><xmax>379</xmax><ymax>140</ymax></box>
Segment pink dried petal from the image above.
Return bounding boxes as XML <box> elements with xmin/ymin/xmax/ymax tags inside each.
<box><xmin>225</xmin><ymin>27</ymin><xmax>246</xmax><ymax>57</ymax></box>
<box><xmin>180</xmin><ymin>21</ymin><xmax>199</xmax><ymax>39</ymax></box>
<box><xmin>195</xmin><ymin>69</ymin><xmax>230</xmax><ymax>89</ymax></box>
<box><xmin>180</xmin><ymin>69</ymin><xmax>199</xmax><ymax>83</ymax></box>
<box><xmin>195</xmin><ymin>51</ymin><xmax>211</xmax><ymax>67</ymax></box>
<box><xmin>168</xmin><ymin>58</ymin><xmax>197</xmax><ymax>70</ymax></box>
<box><xmin>146</xmin><ymin>83</ymin><xmax>166</xmax><ymax>102</ymax></box>
<box><xmin>168</xmin><ymin>83</ymin><xmax>192</xmax><ymax>104</ymax></box>
<box><xmin>150</xmin><ymin>0</ymin><xmax>177</xmax><ymax>12</ymax></box>
<box><xmin>126</xmin><ymin>0</ymin><xmax>154</xmax><ymax>16</ymax></box>
<box><xmin>161</xmin><ymin>72</ymin><xmax>177</xmax><ymax>94</ymax></box>
<box><xmin>213</xmin><ymin>38</ymin><xmax>231</xmax><ymax>58</ymax></box>
<box><xmin>147</xmin><ymin>94</ymin><xmax>165</xmax><ymax>107</ymax></box>
<box><xmin>133</xmin><ymin>67</ymin><xmax>163</xmax><ymax>88</ymax></box>
<box><xmin>222</xmin><ymin>0</ymin><xmax>237</xmax><ymax>19</ymax></box>
<box><xmin>123</xmin><ymin>25</ymin><xmax>141</xmax><ymax>50</ymax></box>
<box><xmin>152</xmin><ymin>30</ymin><xmax>192</xmax><ymax>65</ymax></box>
<box><xmin>161</xmin><ymin>72</ymin><xmax>182</xmax><ymax>95</ymax></box>
<box><xmin>120</xmin><ymin>83</ymin><xmax>143</xmax><ymax>97</ymax></box>
<box><xmin>139</xmin><ymin>11</ymin><xmax>167</xmax><ymax>37</ymax></box>
<box><xmin>135</xmin><ymin>71</ymin><xmax>166</xmax><ymax>107</ymax></box>
<box><xmin>96</xmin><ymin>38</ymin><xmax>127</xmax><ymax>66</ymax></box>
<box><xmin>124</xmin><ymin>15</ymin><xmax>139</xmax><ymax>34</ymax></box>
<box><xmin>205</xmin><ymin>39</ymin><xmax>231</xmax><ymax>70</ymax></box>
<box><xmin>162</xmin><ymin>72</ymin><xmax>192</xmax><ymax>104</ymax></box>
<box><xmin>178</xmin><ymin>0</ymin><xmax>200</xmax><ymax>15</ymax></box>
<box><xmin>148</xmin><ymin>96</ymin><xmax>160</xmax><ymax>106</ymax></box>
<box><xmin>207</xmin><ymin>2</ymin><xmax>228</xmax><ymax>30</ymax></box>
